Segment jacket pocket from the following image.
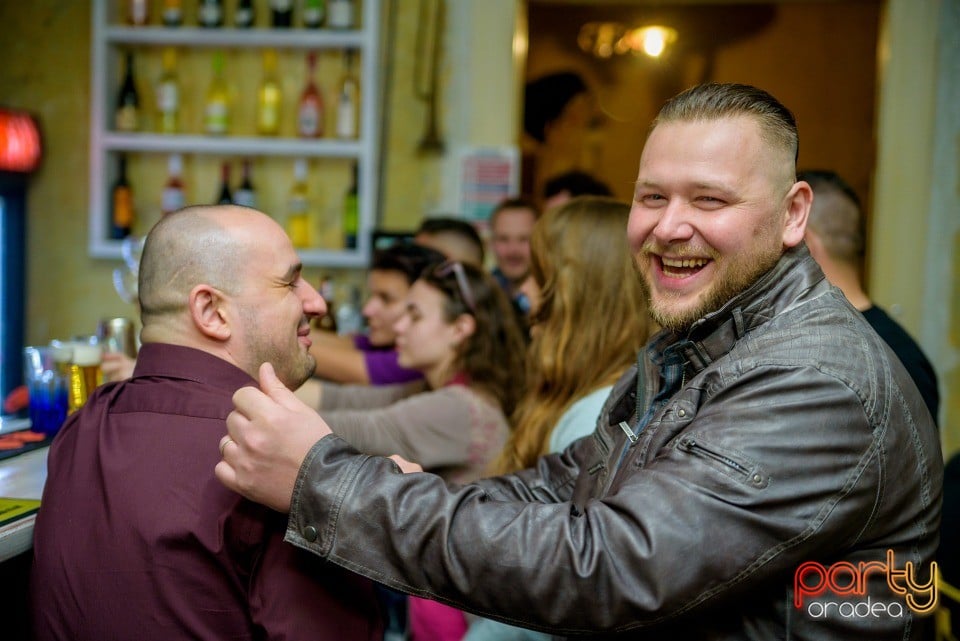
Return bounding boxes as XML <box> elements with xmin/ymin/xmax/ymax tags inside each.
<box><xmin>676</xmin><ymin>435</ymin><xmax>768</xmax><ymax>488</ymax></box>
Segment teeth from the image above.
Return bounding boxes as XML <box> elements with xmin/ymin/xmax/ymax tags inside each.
<box><xmin>662</xmin><ymin>257</ymin><xmax>708</xmax><ymax>268</ymax></box>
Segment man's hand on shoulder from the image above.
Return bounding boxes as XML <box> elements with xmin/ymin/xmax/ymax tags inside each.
<box><xmin>216</xmin><ymin>362</ymin><xmax>333</xmax><ymax>512</ymax></box>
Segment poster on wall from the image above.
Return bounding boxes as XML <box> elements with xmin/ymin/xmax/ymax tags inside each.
<box><xmin>456</xmin><ymin>146</ymin><xmax>520</xmax><ymax>227</ymax></box>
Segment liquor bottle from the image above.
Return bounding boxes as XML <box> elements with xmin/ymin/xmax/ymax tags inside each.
<box><xmin>216</xmin><ymin>162</ymin><xmax>233</xmax><ymax>205</ymax></box>
<box><xmin>270</xmin><ymin>0</ymin><xmax>294</xmax><ymax>27</ymax></box>
<box><xmin>110</xmin><ymin>154</ymin><xmax>134</xmax><ymax>240</ymax></box>
<box><xmin>303</xmin><ymin>0</ymin><xmax>326</xmax><ymax>28</ymax></box>
<box><xmin>287</xmin><ymin>159</ymin><xmax>311</xmax><ymax>247</ymax></box>
<box><xmin>161</xmin><ymin>0</ymin><xmax>183</xmax><ymax>26</ymax></box>
<box><xmin>342</xmin><ymin>162</ymin><xmax>359</xmax><ymax>249</ymax></box>
<box><xmin>314</xmin><ymin>276</ymin><xmax>338</xmax><ymax>331</ymax></box>
<box><xmin>156</xmin><ymin>48</ymin><xmax>180</xmax><ymax>134</ymax></box>
<box><xmin>336</xmin><ymin>285</ymin><xmax>364</xmax><ymax>335</ymax></box>
<box><xmin>161</xmin><ymin>154</ymin><xmax>186</xmax><ymax>216</ymax></box>
<box><xmin>234</xmin><ymin>159</ymin><xmax>256</xmax><ymax>208</ymax></box>
<box><xmin>327</xmin><ymin>0</ymin><xmax>354</xmax><ymax>29</ymax></box>
<box><xmin>115</xmin><ymin>51</ymin><xmax>140</xmax><ymax>132</ymax></box>
<box><xmin>335</xmin><ymin>50</ymin><xmax>359</xmax><ymax>140</ymax></box>
<box><xmin>297</xmin><ymin>52</ymin><xmax>324</xmax><ymax>138</ymax></box>
<box><xmin>257</xmin><ymin>49</ymin><xmax>282</xmax><ymax>136</ymax></box>
<box><xmin>204</xmin><ymin>52</ymin><xmax>230</xmax><ymax>135</ymax></box>
<box><xmin>234</xmin><ymin>0</ymin><xmax>255</xmax><ymax>28</ymax></box>
<box><xmin>198</xmin><ymin>0</ymin><xmax>224</xmax><ymax>27</ymax></box>
<box><xmin>128</xmin><ymin>0</ymin><xmax>149</xmax><ymax>26</ymax></box>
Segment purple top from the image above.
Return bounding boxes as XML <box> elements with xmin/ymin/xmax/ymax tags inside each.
<box><xmin>30</xmin><ymin>343</ymin><xmax>382</xmax><ymax>641</ymax></box>
<box><xmin>353</xmin><ymin>334</ymin><xmax>423</xmax><ymax>385</ymax></box>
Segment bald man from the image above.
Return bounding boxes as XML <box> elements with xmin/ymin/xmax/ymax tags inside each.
<box><xmin>30</xmin><ymin>206</ymin><xmax>382</xmax><ymax>641</ymax></box>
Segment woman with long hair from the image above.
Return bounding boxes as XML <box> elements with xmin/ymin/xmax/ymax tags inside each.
<box><xmin>495</xmin><ymin>196</ymin><xmax>653</xmax><ymax>473</ymax></box>
<box><xmin>465</xmin><ymin>196</ymin><xmax>654</xmax><ymax>641</ymax></box>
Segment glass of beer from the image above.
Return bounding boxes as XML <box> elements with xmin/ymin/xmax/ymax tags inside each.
<box><xmin>64</xmin><ymin>337</ymin><xmax>103</xmax><ymax>414</ymax></box>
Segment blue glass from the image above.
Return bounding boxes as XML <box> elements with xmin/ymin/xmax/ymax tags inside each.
<box><xmin>23</xmin><ymin>346</ymin><xmax>69</xmax><ymax>436</ymax></box>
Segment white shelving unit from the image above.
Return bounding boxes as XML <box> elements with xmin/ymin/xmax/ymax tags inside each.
<box><xmin>89</xmin><ymin>0</ymin><xmax>381</xmax><ymax>268</ymax></box>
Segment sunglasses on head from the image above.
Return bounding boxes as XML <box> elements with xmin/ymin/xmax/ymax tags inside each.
<box><xmin>432</xmin><ymin>260</ymin><xmax>476</xmax><ymax>313</ymax></box>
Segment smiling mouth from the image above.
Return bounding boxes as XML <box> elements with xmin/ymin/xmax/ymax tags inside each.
<box><xmin>660</xmin><ymin>256</ymin><xmax>710</xmax><ymax>279</ymax></box>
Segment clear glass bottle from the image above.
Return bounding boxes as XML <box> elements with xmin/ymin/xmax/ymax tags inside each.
<box><xmin>156</xmin><ymin>47</ymin><xmax>180</xmax><ymax>134</ymax></box>
<box><xmin>287</xmin><ymin>158</ymin><xmax>312</xmax><ymax>248</ymax></box>
<box><xmin>327</xmin><ymin>0</ymin><xmax>354</xmax><ymax>29</ymax></box>
<box><xmin>161</xmin><ymin>153</ymin><xmax>186</xmax><ymax>216</ymax></box>
<box><xmin>115</xmin><ymin>51</ymin><xmax>140</xmax><ymax>132</ymax></box>
<box><xmin>204</xmin><ymin>52</ymin><xmax>230</xmax><ymax>135</ymax></box>
<box><xmin>257</xmin><ymin>49</ymin><xmax>282</xmax><ymax>136</ymax></box>
<box><xmin>296</xmin><ymin>52</ymin><xmax>324</xmax><ymax>138</ymax></box>
<box><xmin>335</xmin><ymin>50</ymin><xmax>359</xmax><ymax>140</ymax></box>
<box><xmin>128</xmin><ymin>0</ymin><xmax>149</xmax><ymax>26</ymax></box>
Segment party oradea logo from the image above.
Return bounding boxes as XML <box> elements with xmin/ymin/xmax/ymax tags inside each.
<box><xmin>794</xmin><ymin>550</ymin><xmax>938</xmax><ymax>619</ymax></box>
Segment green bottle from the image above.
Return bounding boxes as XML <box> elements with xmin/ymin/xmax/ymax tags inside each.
<box><xmin>343</xmin><ymin>162</ymin><xmax>359</xmax><ymax>249</ymax></box>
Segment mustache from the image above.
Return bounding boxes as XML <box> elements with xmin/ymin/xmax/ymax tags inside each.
<box><xmin>639</xmin><ymin>242</ymin><xmax>720</xmax><ymax>260</ymax></box>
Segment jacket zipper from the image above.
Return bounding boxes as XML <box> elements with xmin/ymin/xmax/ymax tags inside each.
<box><xmin>678</xmin><ymin>436</ymin><xmax>751</xmax><ymax>476</ymax></box>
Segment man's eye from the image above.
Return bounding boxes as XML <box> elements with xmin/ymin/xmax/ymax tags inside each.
<box><xmin>640</xmin><ymin>194</ymin><xmax>665</xmax><ymax>204</ymax></box>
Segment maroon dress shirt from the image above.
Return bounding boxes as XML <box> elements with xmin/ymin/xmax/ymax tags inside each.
<box><xmin>30</xmin><ymin>343</ymin><xmax>382</xmax><ymax>640</ymax></box>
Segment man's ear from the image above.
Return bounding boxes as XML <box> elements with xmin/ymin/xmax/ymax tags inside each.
<box><xmin>189</xmin><ymin>284</ymin><xmax>231</xmax><ymax>341</ymax></box>
<box><xmin>782</xmin><ymin>180</ymin><xmax>813</xmax><ymax>248</ymax></box>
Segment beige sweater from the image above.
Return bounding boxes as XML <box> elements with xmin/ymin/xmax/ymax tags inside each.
<box><xmin>320</xmin><ymin>381</ymin><xmax>509</xmax><ymax>485</ymax></box>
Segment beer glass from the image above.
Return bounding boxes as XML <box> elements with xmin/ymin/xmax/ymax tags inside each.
<box><xmin>62</xmin><ymin>337</ymin><xmax>103</xmax><ymax>414</ymax></box>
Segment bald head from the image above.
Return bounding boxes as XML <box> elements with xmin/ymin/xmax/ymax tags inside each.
<box><xmin>139</xmin><ymin>205</ymin><xmax>266</xmax><ymax>327</ymax></box>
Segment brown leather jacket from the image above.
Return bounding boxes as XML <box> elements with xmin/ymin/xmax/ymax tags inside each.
<box><xmin>286</xmin><ymin>245</ymin><xmax>942</xmax><ymax>640</ymax></box>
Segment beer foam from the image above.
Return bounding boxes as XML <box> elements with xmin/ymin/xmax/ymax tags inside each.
<box><xmin>72</xmin><ymin>344</ymin><xmax>102</xmax><ymax>366</ymax></box>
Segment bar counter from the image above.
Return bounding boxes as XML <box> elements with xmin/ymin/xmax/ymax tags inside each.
<box><xmin>0</xmin><ymin>418</ymin><xmax>49</xmax><ymax>563</ymax></box>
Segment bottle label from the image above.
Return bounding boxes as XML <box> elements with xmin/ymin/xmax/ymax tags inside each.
<box><xmin>303</xmin><ymin>0</ymin><xmax>326</xmax><ymax>26</ymax></box>
<box><xmin>129</xmin><ymin>0</ymin><xmax>149</xmax><ymax>25</ymax></box>
<box><xmin>287</xmin><ymin>214</ymin><xmax>311</xmax><ymax>248</ymax></box>
<box><xmin>234</xmin><ymin>189</ymin><xmax>256</xmax><ymax>208</ymax></box>
<box><xmin>162</xmin><ymin>5</ymin><xmax>183</xmax><ymax>26</ymax></box>
<box><xmin>336</xmin><ymin>96</ymin><xmax>357</xmax><ymax>139</ymax></box>
<box><xmin>205</xmin><ymin>102</ymin><xmax>228</xmax><ymax>135</ymax></box>
<box><xmin>328</xmin><ymin>0</ymin><xmax>354</xmax><ymax>28</ymax></box>
<box><xmin>298</xmin><ymin>101</ymin><xmax>322</xmax><ymax>137</ymax></box>
<box><xmin>157</xmin><ymin>82</ymin><xmax>179</xmax><ymax>112</ymax></box>
<box><xmin>116</xmin><ymin>106</ymin><xmax>139</xmax><ymax>132</ymax></box>
<box><xmin>235</xmin><ymin>7</ymin><xmax>253</xmax><ymax>26</ymax></box>
<box><xmin>161</xmin><ymin>186</ymin><xmax>185</xmax><ymax>215</ymax></box>
<box><xmin>199</xmin><ymin>1</ymin><xmax>222</xmax><ymax>25</ymax></box>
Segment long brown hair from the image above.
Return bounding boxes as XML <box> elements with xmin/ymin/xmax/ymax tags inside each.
<box><xmin>494</xmin><ymin>196</ymin><xmax>653</xmax><ymax>473</ymax></box>
<box><xmin>418</xmin><ymin>261</ymin><xmax>527</xmax><ymax>417</ymax></box>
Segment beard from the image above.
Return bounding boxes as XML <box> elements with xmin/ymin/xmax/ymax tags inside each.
<box><xmin>237</xmin><ymin>305</ymin><xmax>316</xmax><ymax>390</ymax></box>
<box><xmin>636</xmin><ymin>240</ymin><xmax>782</xmax><ymax>335</ymax></box>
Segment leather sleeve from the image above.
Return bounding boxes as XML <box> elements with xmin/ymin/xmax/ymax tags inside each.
<box><xmin>283</xmin><ymin>365</ymin><xmax>916</xmax><ymax>636</ymax></box>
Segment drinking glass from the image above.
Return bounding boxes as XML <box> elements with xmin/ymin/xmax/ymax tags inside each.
<box><xmin>23</xmin><ymin>345</ymin><xmax>70</xmax><ymax>436</ymax></box>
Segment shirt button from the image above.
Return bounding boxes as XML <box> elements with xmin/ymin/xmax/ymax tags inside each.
<box><xmin>677</xmin><ymin>408</ymin><xmax>686</xmax><ymax>417</ymax></box>
<box><xmin>303</xmin><ymin>525</ymin><xmax>318</xmax><ymax>542</ymax></box>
